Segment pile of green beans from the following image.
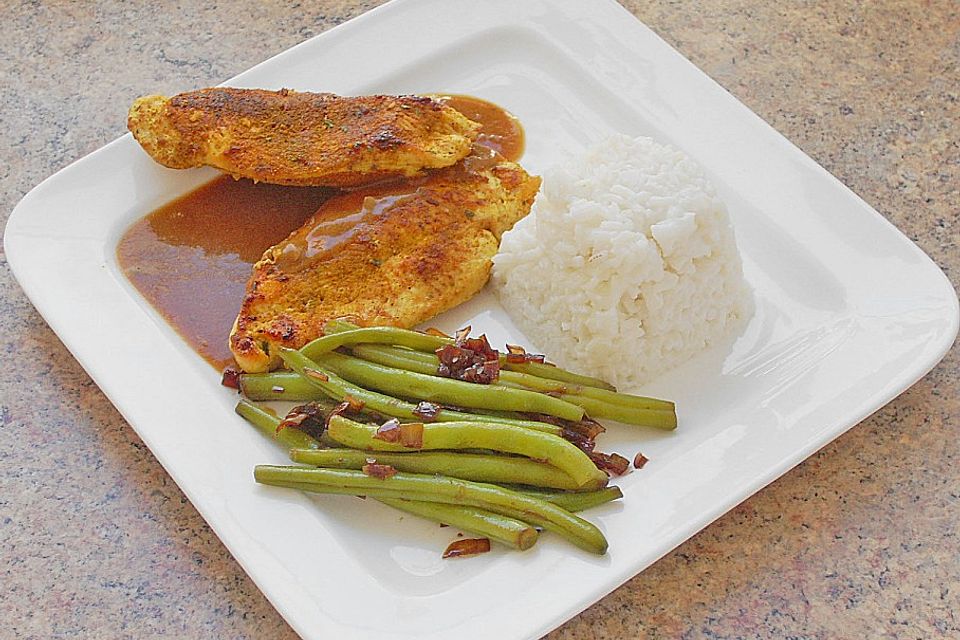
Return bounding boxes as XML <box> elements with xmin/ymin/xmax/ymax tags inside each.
<box><xmin>234</xmin><ymin>323</ymin><xmax>675</xmax><ymax>556</ymax></box>
<box><xmin>236</xmin><ymin>399</ymin><xmax>621</xmax><ymax>553</ymax></box>
<box><xmin>254</xmin><ymin>466</ymin><xmax>610</xmax><ymax>554</ymax></box>
<box><xmin>279</xmin><ymin>322</ymin><xmax>678</xmax><ymax>429</ymax></box>
<box><xmin>273</xmin><ymin>349</ymin><xmax>563</xmax><ymax>434</ymax></box>
<box><xmin>315</xmin><ymin>319</ymin><xmax>617</xmax><ymax>390</ymax></box>
<box><xmin>325</xmin><ymin>416</ymin><xmax>608</xmax><ymax>489</ymax></box>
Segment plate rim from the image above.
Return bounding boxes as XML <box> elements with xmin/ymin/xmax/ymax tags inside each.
<box><xmin>5</xmin><ymin>0</ymin><xmax>958</xmax><ymax>638</ymax></box>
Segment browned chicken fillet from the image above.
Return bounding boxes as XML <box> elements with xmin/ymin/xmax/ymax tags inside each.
<box><xmin>127</xmin><ymin>88</ymin><xmax>480</xmax><ymax>187</ymax></box>
<box><xmin>229</xmin><ymin>150</ymin><xmax>541</xmax><ymax>372</ymax></box>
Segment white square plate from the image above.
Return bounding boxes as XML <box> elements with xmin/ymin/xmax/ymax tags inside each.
<box><xmin>6</xmin><ymin>0</ymin><xmax>957</xmax><ymax>638</ymax></box>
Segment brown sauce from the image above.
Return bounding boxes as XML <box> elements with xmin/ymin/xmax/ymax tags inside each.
<box><xmin>270</xmin><ymin>142</ymin><xmax>505</xmax><ymax>277</ymax></box>
<box><xmin>117</xmin><ymin>95</ymin><xmax>525</xmax><ymax>370</ymax></box>
<box><xmin>118</xmin><ymin>180</ymin><xmax>331</xmax><ymax>370</ymax></box>
<box><xmin>437</xmin><ymin>94</ymin><xmax>525</xmax><ymax>161</ymax></box>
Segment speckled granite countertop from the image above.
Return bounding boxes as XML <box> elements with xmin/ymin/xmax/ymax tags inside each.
<box><xmin>1</xmin><ymin>1</ymin><xmax>957</xmax><ymax>638</ymax></box>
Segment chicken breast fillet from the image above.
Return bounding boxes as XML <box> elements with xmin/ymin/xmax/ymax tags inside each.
<box><xmin>127</xmin><ymin>88</ymin><xmax>480</xmax><ymax>187</ymax></box>
<box><xmin>229</xmin><ymin>151</ymin><xmax>541</xmax><ymax>372</ymax></box>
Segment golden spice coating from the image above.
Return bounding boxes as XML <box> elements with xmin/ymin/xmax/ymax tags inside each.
<box><xmin>127</xmin><ymin>88</ymin><xmax>480</xmax><ymax>187</ymax></box>
<box><xmin>229</xmin><ymin>151</ymin><xmax>541</xmax><ymax>372</ymax></box>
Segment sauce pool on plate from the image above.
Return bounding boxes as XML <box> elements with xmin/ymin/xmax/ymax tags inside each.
<box><xmin>436</xmin><ymin>94</ymin><xmax>524</xmax><ymax>161</ymax></box>
<box><xmin>117</xmin><ymin>180</ymin><xmax>330</xmax><ymax>370</ymax></box>
<box><xmin>117</xmin><ymin>95</ymin><xmax>525</xmax><ymax>371</ymax></box>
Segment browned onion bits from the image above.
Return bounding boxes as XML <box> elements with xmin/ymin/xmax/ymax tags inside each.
<box><xmin>442</xmin><ymin>537</ymin><xmax>492</xmax><ymax>559</ymax></box>
<box><xmin>279</xmin><ymin>403</ymin><xmax>329</xmax><ymax>440</ymax></box>
<box><xmin>505</xmin><ymin>343</ymin><xmax>546</xmax><ymax>364</ymax></box>
<box><xmin>589</xmin><ymin>452</ymin><xmax>631</xmax><ymax>476</ymax></box>
<box><xmin>374</xmin><ymin>417</ymin><xmax>402</xmax><ymax>442</ymax></box>
<box><xmin>434</xmin><ymin>328</ymin><xmax>501</xmax><ymax>384</ymax></box>
<box><xmin>221</xmin><ymin>365</ymin><xmax>242</xmax><ymax>389</ymax></box>
<box><xmin>361</xmin><ymin>462</ymin><xmax>398</xmax><ymax>479</ymax></box>
<box><xmin>372</xmin><ymin>418</ymin><xmax>424</xmax><ymax>448</ymax></box>
<box><xmin>413</xmin><ymin>401</ymin><xmax>441</xmax><ymax>421</ymax></box>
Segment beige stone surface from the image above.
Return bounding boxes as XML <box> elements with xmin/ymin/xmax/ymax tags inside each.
<box><xmin>1</xmin><ymin>1</ymin><xmax>956</xmax><ymax>638</ymax></box>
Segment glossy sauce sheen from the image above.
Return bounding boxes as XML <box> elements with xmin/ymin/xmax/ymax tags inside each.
<box><xmin>438</xmin><ymin>94</ymin><xmax>524</xmax><ymax>161</ymax></box>
<box><xmin>117</xmin><ymin>95</ymin><xmax>524</xmax><ymax>370</ymax></box>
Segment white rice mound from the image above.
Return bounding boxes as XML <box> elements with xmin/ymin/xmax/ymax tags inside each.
<box><xmin>492</xmin><ymin>134</ymin><xmax>751</xmax><ymax>390</ymax></box>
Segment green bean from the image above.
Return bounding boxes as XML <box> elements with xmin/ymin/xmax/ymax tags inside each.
<box><xmin>492</xmin><ymin>384</ymin><xmax>676</xmax><ymax>429</ymax></box>
<box><xmin>582</xmin><ymin>390</ymin><xmax>673</xmax><ymax>412</ymax></box>
<box><xmin>240</xmin><ymin>371</ymin><xmax>327</xmax><ymax>402</ymax></box>
<box><xmin>254</xmin><ymin>466</ymin><xmax>608</xmax><ymax>554</ymax></box>
<box><xmin>354</xmin><ymin>344</ymin><xmax>676</xmax><ymax>427</ymax></box>
<box><xmin>323</xmin><ymin>318</ymin><xmax>365</xmax><ymax>335</ymax></box>
<box><xmin>354</xmin><ymin>343</ymin><xmax>672</xmax><ymax>411</ymax></box>
<box><xmin>275</xmin><ymin>349</ymin><xmax>563</xmax><ymax>435</ymax></box>
<box><xmin>244</xmin><ymin>362</ymin><xmax>674</xmax><ymax>429</ymax></box>
<box><xmin>326</xmin><ymin>415</ymin><xmax>608</xmax><ymax>489</ymax></box>
<box><xmin>302</xmin><ymin>327</ymin><xmax>448</xmax><ymax>360</ymax></box>
<box><xmin>502</xmin><ymin>361</ymin><xmax>615</xmax><ymax>391</ymax></box>
<box><xmin>351</xmin><ymin>344</ymin><xmax>439</xmax><ymax>376</ymax></box>
<box><xmin>520</xmin><ymin>487</ymin><xmax>624</xmax><ymax>512</ymax></box>
<box><xmin>235</xmin><ymin>399</ymin><xmax>320</xmax><ymax>450</ymax></box>
<box><xmin>258</xmin><ymin>479</ymin><xmax>536</xmax><ymax>548</ymax></box>
<box><xmin>237</xmin><ymin>404</ymin><xmax>536</xmax><ymax>549</ymax></box>
<box><xmin>319</xmin><ymin>321</ymin><xmax>616</xmax><ymax>391</ymax></box>
<box><xmin>289</xmin><ymin>448</ymin><xmax>589</xmax><ymax>490</ymax></box>
<box><xmin>511</xmin><ymin>380</ymin><xmax>673</xmax><ymax>414</ymax></box>
<box><xmin>377</xmin><ymin>499</ymin><xmax>538</xmax><ymax>550</ymax></box>
<box><xmin>312</xmin><ymin>350</ymin><xmax>585</xmax><ymax>422</ymax></box>
<box><xmin>267</xmin><ymin>476</ymin><xmax>620</xmax><ymax>515</ymax></box>
<box><xmin>236</xmin><ymin>398</ymin><xmax>281</xmax><ymax>433</ymax></box>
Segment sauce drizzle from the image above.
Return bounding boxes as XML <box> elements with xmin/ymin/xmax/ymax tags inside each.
<box><xmin>117</xmin><ymin>95</ymin><xmax>525</xmax><ymax>370</ymax></box>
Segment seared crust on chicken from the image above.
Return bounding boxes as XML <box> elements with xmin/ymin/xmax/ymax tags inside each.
<box><xmin>127</xmin><ymin>88</ymin><xmax>480</xmax><ymax>187</ymax></box>
<box><xmin>229</xmin><ymin>151</ymin><xmax>540</xmax><ymax>372</ymax></box>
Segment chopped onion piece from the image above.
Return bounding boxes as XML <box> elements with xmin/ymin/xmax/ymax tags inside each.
<box><xmin>399</xmin><ymin>422</ymin><xmax>424</xmax><ymax>448</ymax></box>
<box><xmin>324</xmin><ymin>401</ymin><xmax>353</xmax><ymax>429</ymax></box>
<box><xmin>362</xmin><ymin>463</ymin><xmax>398</xmax><ymax>479</ymax></box>
<box><xmin>343</xmin><ymin>394</ymin><xmax>365</xmax><ymax>412</ymax></box>
<box><xmin>278</xmin><ymin>403</ymin><xmax>328</xmax><ymax>439</ymax></box>
<box><xmin>221</xmin><ymin>366</ymin><xmax>241</xmax><ymax>389</ymax></box>
<box><xmin>589</xmin><ymin>451</ymin><xmax>631</xmax><ymax>476</ymax></box>
<box><xmin>436</xmin><ymin>333</ymin><xmax>500</xmax><ymax>384</ymax></box>
<box><xmin>304</xmin><ymin>368</ymin><xmax>329</xmax><ymax>382</ymax></box>
<box><xmin>454</xmin><ymin>326</ymin><xmax>472</xmax><ymax>343</ymax></box>
<box><xmin>442</xmin><ymin>537</ymin><xmax>491</xmax><ymax>559</ymax></box>
<box><xmin>413</xmin><ymin>401</ymin><xmax>441</xmax><ymax>421</ymax></box>
<box><xmin>504</xmin><ymin>344</ymin><xmax>546</xmax><ymax>364</ymax></box>
<box><xmin>374</xmin><ymin>418</ymin><xmax>402</xmax><ymax>443</ymax></box>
